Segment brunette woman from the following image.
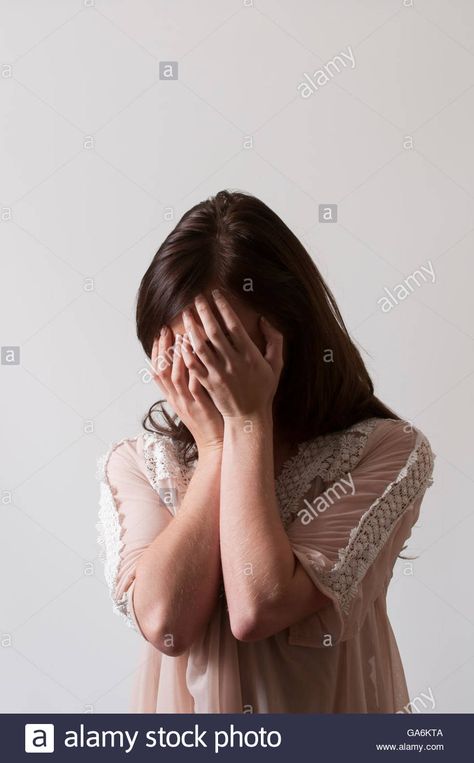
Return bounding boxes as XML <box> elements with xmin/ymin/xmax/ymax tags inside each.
<box><xmin>97</xmin><ymin>190</ymin><xmax>435</xmax><ymax>713</ymax></box>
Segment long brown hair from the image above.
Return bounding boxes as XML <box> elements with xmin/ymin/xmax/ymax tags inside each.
<box><xmin>136</xmin><ymin>189</ymin><xmax>399</xmax><ymax>464</ymax></box>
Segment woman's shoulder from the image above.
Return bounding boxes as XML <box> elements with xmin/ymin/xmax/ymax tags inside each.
<box><xmin>306</xmin><ymin>416</ymin><xmax>435</xmax><ymax>483</ymax></box>
<box><xmin>96</xmin><ymin>433</ymin><xmax>145</xmax><ymax>483</ymax></box>
<box><xmin>96</xmin><ymin>430</ymin><xmax>190</xmax><ymax>491</ymax></box>
<box><xmin>344</xmin><ymin>416</ymin><xmax>436</xmax><ymax>495</ymax></box>
<box><xmin>362</xmin><ymin>417</ymin><xmax>434</xmax><ymax>462</ymax></box>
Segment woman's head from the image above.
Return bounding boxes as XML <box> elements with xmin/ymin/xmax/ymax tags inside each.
<box><xmin>136</xmin><ymin>189</ymin><xmax>397</xmax><ymax>457</ymax></box>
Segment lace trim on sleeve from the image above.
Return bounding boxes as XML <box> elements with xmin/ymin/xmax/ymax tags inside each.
<box><xmin>311</xmin><ymin>430</ymin><xmax>435</xmax><ymax>614</ymax></box>
<box><xmin>142</xmin><ymin>432</ymin><xmax>194</xmax><ymax>510</ymax></box>
<box><xmin>96</xmin><ymin>439</ymin><xmax>138</xmax><ymax>631</ymax></box>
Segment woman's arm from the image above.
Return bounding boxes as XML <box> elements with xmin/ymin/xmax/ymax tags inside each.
<box><xmin>220</xmin><ymin>413</ymin><xmax>330</xmax><ymax>642</ymax></box>
<box><xmin>134</xmin><ymin>447</ymin><xmax>222</xmax><ymax>656</ymax></box>
<box><xmin>133</xmin><ymin>325</ymin><xmax>224</xmax><ymax>656</ymax></box>
<box><xmin>182</xmin><ymin>291</ymin><xmax>331</xmax><ymax>642</ymax></box>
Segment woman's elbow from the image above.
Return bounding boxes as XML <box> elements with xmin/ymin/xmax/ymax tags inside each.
<box><xmin>141</xmin><ymin>613</ymin><xmax>190</xmax><ymax>656</ymax></box>
<box><xmin>134</xmin><ymin>597</ymin><xmax>190</xmax><ymax>655</ymax></box>
<box><xmin>133</xmin><ymin>579</ymin><xmax>190</xmax><ymax>655</ymax></box>
<box><xmin>150</xmin><ymin>635</ymin><xmax>189</xmax><ymax>657</ymax></box>
<box><xmin>230</xmin><ymin>608</ymin><xmax>270</xmax><ymax>643</ymax></box>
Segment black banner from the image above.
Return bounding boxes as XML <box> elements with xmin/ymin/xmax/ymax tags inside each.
<box><xmin>3</xmin><ymin>713</ymin><xmax>470</xmax><ymax>761</ymax></box>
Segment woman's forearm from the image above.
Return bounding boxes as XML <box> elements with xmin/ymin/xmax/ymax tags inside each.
<box><xmin>219</xmin><ymin>412</ymin><xmax>296</xmax><ymax>638</ymax></box>
<box><xmin>134</xmin><ymin>447</ymin><xmax>222</xmax><ymax>655</ymax></box>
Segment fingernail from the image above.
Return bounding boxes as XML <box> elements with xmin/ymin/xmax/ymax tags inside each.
<box><xmin>211</xmin><ymin>288</ymin><xmax>222</xmax><ymax>299</ymax></box>
<box><xmin>182</xmin><ymin>309</ymin><xmax>191</xmax><ymax>320</ymax></box>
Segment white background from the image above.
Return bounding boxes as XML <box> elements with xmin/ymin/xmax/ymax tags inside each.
<box><xmin>1</xmin><ymin>0</ymin><xmax>473</xmax><ymax>713</ymax></box>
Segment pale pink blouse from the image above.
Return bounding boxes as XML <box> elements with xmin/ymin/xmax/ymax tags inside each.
<box><xmin>96</xmin><ymin>416</ymin><xmax>435</xmax><ymax>713</ymax></box>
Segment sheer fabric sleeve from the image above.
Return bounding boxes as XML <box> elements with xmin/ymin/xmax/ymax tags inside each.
<box><xmin>286</xmin><ymin>420</ymin><xmax>435</xmax><ymax>648</ymax></box>
<box><xmin>96</xmin><ymin>435</ymin><xmax>177</xmax><ymax>637</ymax></box>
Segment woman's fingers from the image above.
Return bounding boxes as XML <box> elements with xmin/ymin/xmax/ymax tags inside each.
<box><xmin>170</xmin><ymin>333</ymin><xmax>191</xmax><ymax>398</ymax></box>
<box><xmin>182</xmin><ymin>308</ymin><xmax>217</xmax><ymax>373</ymax></box>
<box><xmin>193</xmin><ymin>296</ymin><xmax>232</xmax><ymax>356</ymax></box>
<box><xmin>151</xmin><ymin>334</ymin><xmax>161</xmax><ymax>373</ymax></box>
<box><xmin>181</xmin><ymin>333</ymin><xmax>210</xmax><ymax>388</ymax></box>
<box><xmin>152</xmin><ymin>326</ymin><xmax>172</xmax><ymax>391</ymax></box>
<box><xmin>259</xmin><ymin>315</ymin><xmax>284</xmax><ymax>377</ymax></box>
<box><xmin>210</xmin><ymin>289</ymin><xmax>247</xmax><ymax>352</ymax></box>
<box><xmin>187</xmin><ymin>372</ymin><xmax>212</xmax><ymax>405</ymax></box>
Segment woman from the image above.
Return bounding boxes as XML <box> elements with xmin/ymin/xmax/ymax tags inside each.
<box><xmin>96</xmin><ymin>189</ymin><xmax>435</xmax><ymax>713</ymax></box>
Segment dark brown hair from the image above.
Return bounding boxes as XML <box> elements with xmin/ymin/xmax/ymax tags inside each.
<box><xmin>136</xmin><ymin>189</ymin><xmax>399</xmax><ymax>464</ymax></box>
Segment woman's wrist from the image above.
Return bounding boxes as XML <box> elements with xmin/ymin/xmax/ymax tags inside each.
<box><xmin>195</xmin><ymin>440</ymin><xmax>224</xmax><ymax>463</ymax></box>
<box><xmin>223</xmin><ymin>408</ymin><xmax>273</xmax><ymax>437</ymax></box>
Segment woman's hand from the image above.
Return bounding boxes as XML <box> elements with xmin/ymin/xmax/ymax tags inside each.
<box><xmin>180</xmin><ymin>289</ymin><xmax>284</xmax><ymax>420</ymax></box>
<box><xmin>151</xmin><ymin>325</ymin><xmax>224</xmax><ymax>454</ymax></box>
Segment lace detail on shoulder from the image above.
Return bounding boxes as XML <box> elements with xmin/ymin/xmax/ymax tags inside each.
<box><xmin>142</xmin><ymin>432</ymin><xmax>195</xmax><ymax>502</ymax></box>
<box><xmin>140</xmin><ymin>420</ymin><xmax>384</xmax><ymax>528</ymax></box>
<box><xmin>276</xmin><ymin>417</ymin><xmax>382</xmax><ymax>528</ymax></box>
<box><xmin>313</xmin><ymin>429</ymin><xmax>435</xmax><ymax>614</ymax></box>
<box><xmin>96</xmin><ymin>438</ymin><xmax>138</xmax><ymax>631</ymax></box>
